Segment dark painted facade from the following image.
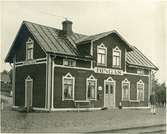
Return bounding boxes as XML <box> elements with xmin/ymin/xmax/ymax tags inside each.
<box><xmin>5</xmin><ymin>20</ymin><xmax>158</xmax><ymax>111</ymax></box>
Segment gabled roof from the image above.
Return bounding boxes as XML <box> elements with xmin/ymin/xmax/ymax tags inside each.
<box><xmin>24</xmin><ymin>21</ymin><xmax>88</xmax><ymax>57</ymax></box>
<box><xmin>127</xmin><ymin>46</ymin><xmax>158</xmax><ymax>70</ymax></box>
<box><xmin>76</xmin><ymin>30</ymin><xmax>133</xmax><ymax>51</ymax></box>
<box><xmin>5</xmin><ymin>21</ymin><xmax>158</xmax><ymax>70</ymax></box>
<box><xmin>5</xmin><ymin>21</ymin><xmax>90</xmax><ymax>62</ymax></box>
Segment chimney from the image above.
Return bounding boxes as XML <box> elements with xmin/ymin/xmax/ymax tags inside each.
<box><xmin>62</xmin><ymin>19</ymin><xmax>73</xmax><ymax>35</ymax></box>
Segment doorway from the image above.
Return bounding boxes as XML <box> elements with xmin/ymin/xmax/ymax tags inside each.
<box><xmin>104</xmin><ymin>77</ymin><xmax>115</xmax><ymax>108</ymax></box>
<box><xmin>25</xmin><ymin>76</ymin><xmax>33</xmax><ymax>108</ymax></box>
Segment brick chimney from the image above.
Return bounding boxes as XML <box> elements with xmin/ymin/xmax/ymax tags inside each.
<box><xmin>62</xmin><ymin>19</ymin><xmax>73</xmax><ymax>35</ymax></box>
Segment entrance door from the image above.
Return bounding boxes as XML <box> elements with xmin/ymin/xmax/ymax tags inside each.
<box><xmin>25</xmin><ymin>76</ymin><xmax>33</xmax><ymax>108</ymax></box>
<box><xmin>104</xmin><ymin>78</ymin><xmax>115</xmax><ymax>108</ymax></box>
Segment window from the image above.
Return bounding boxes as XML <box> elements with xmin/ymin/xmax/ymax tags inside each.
<box><xmin>122</xmin><ymin>78</ymin><xmax>130</xmax><ymax>101</ymax></box>
<box><xmin>87</xmin><ymin>75</ymin><xmax>97</xmax><ymax>100</ymax></box>
<box><xmin>63</xmin><ymin>59</ymin><xmax>76</xmax><ymax>67</ymax></box>
<box><xmin>97</xmin><ymin>43</ymin><xmax>107</xmax><ymax>66</ymax></box>
<box><xmin>137</xmin><ymin>69</ymin><xmax>144</xmax><ymax>75</ymax></box>
<box><xmin>113</xmin><ymin>46</ymin><xmax>121</xmax><ymax>68</ymax></box>
<box><xmin>26</xmin><ymin>38</ymin><xmax>34</xmax><ymax>60</ymax></box>
<box><xmin>137</xmin><ymin>80</ymin><xmax>144</xmax><ymax>101</ymax></box>
<box><xmin>62</xmin><ymin>73</ymin><xmax>75</xmax><ymax>100</ymax></box>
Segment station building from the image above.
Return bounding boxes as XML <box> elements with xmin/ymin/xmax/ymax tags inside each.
<box><xmin>5</xmin><ymin>20</ymin><xmax>158</xmax><ymax>111</ymax></box>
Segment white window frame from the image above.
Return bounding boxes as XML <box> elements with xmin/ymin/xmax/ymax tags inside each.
<box><xmin>62</xmin><ymin>73</ymin><xmax>75</xmax><ymax>101</ymax></box>
<box><xmin>112</xmin><ymin>46</ymin><xmax>121</xmax><ymax>68</ymax></box>
<box><xmin>86</xmin><ymin>75</ymin><xmax>97</xmax><ymax>100</ymax></box>
<box><xmin>137</xmin><ymin>80</ymin><xmax>144</xmax><ymax>101</ymax></box>
<box><xmin>63</xmin><ymin>59</ymin><xmax>76</xmax><ymax>67</ymax></box>
<box><xmin>122</xmin><ymin>78</ymin><xmax>130</xmax><ymax>101</ymax></box>
<box><xmin>137</xmin><ymin>69</ymin><xmax>144</xmax><ymax>75</ymax></box>
<box><xmin>26</xmin><ymin>37</ymin><xmax>34</xmax><ymax>60</ymax></box>
<box><xmin>25</xmin><ymin>75</ymin><xmax>33</xmax><ymax>107</ymax></box>
<box><xmin>97</xmin><ymin>43</ymin><xmax>107</xmax><ymax>66</ymax></box>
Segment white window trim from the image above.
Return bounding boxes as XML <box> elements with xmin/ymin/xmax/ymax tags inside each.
<box><xmin>62</xmin><ymin>73</ymin><xmax>75</xmax><ymax>101</ymax></box>
<box><xmin>137</xmin><ymin>79</ymin><xmax>144</xmax><ymax>101</ymax></box>
<box><xmin>25</xmin><ymin>75</ymin><xmax>33</xmax><ymax>107</ymax></box>
<box><xmin>63</xmin><ymin>59</ymin><xmax>76</xmax><ymax>67</ymax></box>
<box><xmin>121</xmin><ymin>78</ymin><xmax>130</xmax><ymax>101</ymax></box>
<box><xmin>86</xmin><ymin>75</ymin><xmax>97</xmax><ymax>100</ymax></box>
<box><xmin>26</xmin><ymin>37</ymin><xmax>34</xmax><ymax>60</ymax></box>
<box><xmin>137</xmin><ymin>69</ymin><xmax>144</xmax><ymax>75</ymax></box>
<box><xmin>97</xmin><ymin>43</ymin><xmax>107</xmax><ymax>66</ymax></box>
<box><xmin>112</xmin><ymin>46</ymin><xmax>121</xmax><ymax>68</ymax></box>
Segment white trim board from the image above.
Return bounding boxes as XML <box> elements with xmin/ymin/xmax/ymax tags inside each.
<box><xmin>123</xmin><ymin>107</ymin><xmax>150</xmax><ymax>109</ymax></box>
<box><xmin>54</xmin><ymin>64</ymin><xmax>93</xmax><ymax>71</ymax></box>
<box><xmin>15</xmin><ymin>61</ymin><xmax>46</xmax><ymax>67</ymax></box>
<box><xmin>51</xmin><ymin>107</ymin><xmax>102</xmax><ymax>112</ymax></box>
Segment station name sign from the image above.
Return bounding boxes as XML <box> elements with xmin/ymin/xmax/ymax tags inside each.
<box><xmin>94</xmin><ymin>67</ymin><xmax>123</xmax><ymax>75</ymax></box>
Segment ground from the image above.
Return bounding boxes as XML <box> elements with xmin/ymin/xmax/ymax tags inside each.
<box><xmin>1</xmin><ymin>95</ymin><xmax>166</xmax><ymax>133</ymax></box>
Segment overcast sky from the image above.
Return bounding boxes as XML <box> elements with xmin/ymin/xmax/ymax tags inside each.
<box><xmin>0</xmin><ymin>0</ymin><xmax>166</xmax><ymax>83</ymax></box>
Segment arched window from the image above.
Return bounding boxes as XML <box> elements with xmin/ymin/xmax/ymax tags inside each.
<box><xmin>137</xmin><ymin>80</ymin><xmax>144</xmax><ymax>101</ymax></box>
<box><xmin>97</xmin><ymin>43</ymin><xmax>107</xmax><ymax>66</ymax></box>
<box><xmin>62</xmin><ymin>73</ymin><xmax>75</xmax><ymax>100</ymax></box>
<box><xmin>26</xmin><ymin>37</ymin><xmax>34</xmax><ymax>60</ymax></box>
<box><xmin>113</xmin><ymin>46</ymin><xmax>121</xmax><ymax>68</ymax></box>
<box><xmin>86</xmin><ymin>75</ymin><xmax>97</xmax><ymax>100</ymax></box>
<box><xmin>122</xmin><ymin>78</ymin><xmax>130</xmax><ymax>101</ymax></box>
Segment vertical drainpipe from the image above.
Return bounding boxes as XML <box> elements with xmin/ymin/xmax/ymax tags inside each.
<box><xmin>12</xmin><ymin>55</ymin><xmax>16</xmax><ymax>106</ymax></box>
<box><xmin>51</xmin><ymin>56</ymin><xmax>55</xmax><ymax>110</ymax></box>
<box><xmin>47</xmin><ymin>54</ymin><xmax>52</xmax><ymax>112</ymax></box>
<box><xmin>45</xmin><ymin>54</ymin><xmax>48</xmax><ymax>109</ymax></box>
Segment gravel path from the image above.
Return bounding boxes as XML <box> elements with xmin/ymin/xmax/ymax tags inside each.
<box><xmin>1</xmin><ymin>96</ymin><xmax>166</xmax><ymax>133</ymax></box>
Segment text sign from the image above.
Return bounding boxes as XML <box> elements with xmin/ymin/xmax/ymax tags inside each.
<box><xmin>94</xmin><ymin>67</ymin><xmax>123</xmax><ymax>75</ymax></box>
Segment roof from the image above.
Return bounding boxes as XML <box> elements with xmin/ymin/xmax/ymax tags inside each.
<box><xmin>5</xmin><ymin>21</ymin><xmax>158</xmax><ymax>70</ymax></box>
<box><xmin>24</xmin><ymin>21</ymin><xmax>88</xmax><ymax>57</ymax></box>
<box><xmin>127</xmin><ymin>46</ymin><xmax>158</xmax><ymax>70</ymax></box>
<box><xmin>76</xmin><ymin>30</ymin><xmax>133</xmax><ymax>51</ymax></box>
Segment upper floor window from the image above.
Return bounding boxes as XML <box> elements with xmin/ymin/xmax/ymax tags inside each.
<box><xmin>62</xmin><ymin>73</ymin><xmax>75</xmax><ymax>100</ymax></box>
<box><xmin>137</xmin><ymin>80</ymin><xmax>144</xmax><ymax>101</ymax></box>
<box><xmin>137</xmin><ymin>69</ymin><xmax>144</xmax><ymax>75</ymax></box>
<box><xmin>86</xmin><ymin>75</ymin><xmax>97</xmax><ymax>100</ymax></box>
<box><xmin>122</xmin><ymin>78</ymin><xmax>130</xmax><ymax>101</ymax></box>
<box><xmin>97</xmin><ymin>43</ymin><xmax>107</xmax><ymax>66</ymax></box>
<box><xmin>113</xmin><ymin>46</ymin><xmax>121</xmax><ymax>68</ymax></box>
<box><xmin>63</xmin><ymin>59</ymin><xmax>76</xmax><ymax>67</ymax></box>
<box><xmin>26</xmin><ymin>37</ymin><xmax>34</xmax><ymax>60</ymax></box>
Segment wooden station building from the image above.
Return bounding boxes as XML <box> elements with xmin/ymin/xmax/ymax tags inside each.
<box><xmin>5</xmin><ymin>20</ymin><xmax>158</xmax><ymax>111</ymax></box>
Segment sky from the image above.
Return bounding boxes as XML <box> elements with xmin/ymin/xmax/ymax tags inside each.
<box><xmin>0</xmin><ymin>0</ymin><xmax>166</xmax><ymax>83</ymax></box>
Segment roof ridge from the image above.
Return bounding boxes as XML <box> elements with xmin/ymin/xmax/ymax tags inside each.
<box><xmin>23</xmin><ymin>20</ymin><xmax>88</xmax><ymax>37</ymax></box>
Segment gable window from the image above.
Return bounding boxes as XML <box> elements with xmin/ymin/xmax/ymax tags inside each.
<box><xmin>113</xmin><ymin>46</ymin><xmax>121</xmax><ymax>68</ymax></box>
<box><xmin>62</xmin><ymin>73</ymin><xmax>75</xmax><ymax>100</ymax></box>
<box><xmin>137</xmin><ymin>69</ymin><xmax>144</xmax><ymax>75</ymax></box>
<box><xmin>137</xmin><ymin>80</ymin><xmax>144</xmax><ymax>101</ymax></box>
<box><xmin>86</xmin><ymin>75</ymin><xmax>97</xmax><ymax>100</ymax></box>
<box><xmin>63</xmin><ymin>59</ymin><xmax>76</xmax><ymax>67</ymax></box>
<box><xmin>26</xmin><ymin>38</ymin><xmax>34</xmax><ymax>60</ymax></box>
<box><xmin>97</xmin><ymin>43</ymin><xmax>107</xmax><ymax>66</ymax></box>
<box><xmin>122</xmin><ymin>78</ymin><xmax>130</xmax><ymax>101</ymax></box>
